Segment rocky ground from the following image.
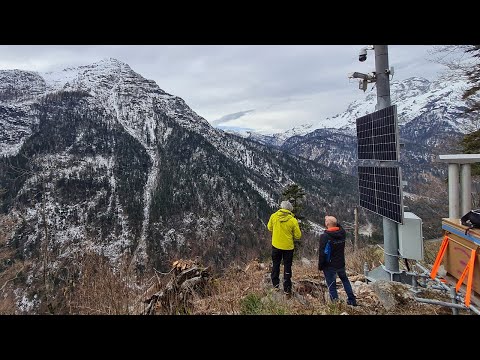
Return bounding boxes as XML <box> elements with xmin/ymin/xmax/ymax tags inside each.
<box><xmin>144</xmin><ymin>246</ymin><xmax>464</xmax><ymax>315</ymax></box>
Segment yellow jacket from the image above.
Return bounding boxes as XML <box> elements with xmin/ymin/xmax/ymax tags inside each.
<box><xmin>267</xmin><ymin>209</ymin><xmax>302</xmax><ymax>250</ymax></box>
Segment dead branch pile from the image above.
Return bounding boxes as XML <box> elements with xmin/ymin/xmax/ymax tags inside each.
<box><xmin>142</xmin><ymin>259</ymin><xmax>211</xmax><ymax>315</ymax></box>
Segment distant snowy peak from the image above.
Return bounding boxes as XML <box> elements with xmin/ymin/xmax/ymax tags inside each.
<box><xmin>39</xmin><ymin>58</ymin><xmax>213</xmax><ymax>146</ymax></box>
<box><xmin>40</xmin><ymin>58</ymin><xmax>164</xmax><ymax>96</ymax></box>
<box><xmin>259</xmin><ymin>76</ymin><xmax>470</xmax><ymax>142</ymax></box>
<box><xmin>242</xmin><ymin>123</ymin><xmax>317</xmax><ymax>146</ymax></box>
<box><xmin>0</xmin><ymin>58</ymin><xmax>168</xmax><ymax>101</ymax></box>
<box><xmin>279</xmin><ymin>124</ymin><xmax>315</xmax><ymax>140</ymax></box>
<box><xmin>393</xmin><ymin>76</ymin><xmax>431</xmax><ymax>96</ymax></box>
<box><xmin>41</xmin><ymin>67</ymin><xmax>83</xmax><ymax>93</ymax></box>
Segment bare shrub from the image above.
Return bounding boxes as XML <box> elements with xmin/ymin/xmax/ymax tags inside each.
<box><xmin>345</xmin><ymin>243</ymin><xmax>384</xmax><ymax>274</ymax></box>
<box><xmin>63</xmin><ymin>251</ymin><xmax>145</xmax><ymax>315</ymax></box>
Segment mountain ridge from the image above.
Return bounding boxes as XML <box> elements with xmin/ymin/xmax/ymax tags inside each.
<box><xmin>233</xmin><ymin>76</ymin><xmax>469</xmax><ymax>147</ymax></box>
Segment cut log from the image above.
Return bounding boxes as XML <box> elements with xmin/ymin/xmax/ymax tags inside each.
<box><xmin>142</xmin><ymin>259</ymin><xmax>211</xmax><ymax>315</ymax></box>
<box><xmin>180</xmin><ymin>276</ymin><xmax>203</xmax><ymax>292</ymax></box>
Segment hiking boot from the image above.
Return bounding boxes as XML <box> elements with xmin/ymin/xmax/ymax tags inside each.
<box><xmin>347</xmin><ymin>299</ymin><xmax>357</xmax><ymax>306</ymax></box>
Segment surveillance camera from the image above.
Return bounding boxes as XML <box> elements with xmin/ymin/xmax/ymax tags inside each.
<box><xmin>359</xmin><ymin>48</ymin><xmax>367</xmax><ymax>62</ymax></box>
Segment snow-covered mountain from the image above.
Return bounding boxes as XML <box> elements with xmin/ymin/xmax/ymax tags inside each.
<box><xmin>242</xmin><ymin>77</ymin><xmax>469</xmax><ymax>147</ymax></box>
<box><xmin>0</xmin><ymin>59</ymin><xmax>361</xmax><ymax>313</ymax></box>
<box><xmin>235</xmin><ymin>75</ymin><xmax>467</xmax><ymax>186</ymax></box>
<box><xmin>319</xmin><ymin>77</ymin><xmax>468</xmax><ymax>133</ymax></box>
<box><xmin>279</xmin><ymin>76</ymin><xmax>467</xmax><ymax>173</ymax></box>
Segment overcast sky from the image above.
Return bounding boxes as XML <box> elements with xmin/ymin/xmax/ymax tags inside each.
<box><xmin>0</xmin><ymin>45</ymin><xmax>446</xmax><ymax>134</ymax></box>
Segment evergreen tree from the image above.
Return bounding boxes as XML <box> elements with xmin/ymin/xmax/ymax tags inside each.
<box><xmin>282</xmin><ymin>183</ymin><xmax>311</xmax><ymax>232</ymax></box>
<box><xmin>282</xmin><ymin>184</ymin><xmax>305</xmax><ymax>215</ymax></box>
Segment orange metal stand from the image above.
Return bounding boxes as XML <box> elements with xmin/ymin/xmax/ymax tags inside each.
<box><xmin>455</xmin><ymin>249</ymin><xmax>477</xmax><ymax>307</ymax></box>
<box><xmin>430</xmin><ymin>235</ymin><xmax>449</xmax><ymax>280</ymax></box>
<box><xmin>430</xmin><ymin>234</ymin><xmax>477</xmax><ymax>307</ymax></box>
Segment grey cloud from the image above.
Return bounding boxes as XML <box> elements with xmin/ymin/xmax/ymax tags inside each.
<box><xmin>210</xmin><ymin>109</ymin><xmax>255</xmax><ymax>126</ymax></box>
<box><xmin>0</xmin><ymin>45</ymin><xmax>445</xmax><ymax>133</ymax></box>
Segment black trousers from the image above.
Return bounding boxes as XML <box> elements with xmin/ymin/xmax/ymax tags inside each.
<box><xmin>271</xmin><ymin>246</ymin><xmax>294</xmax><ymax>293</ymax></box>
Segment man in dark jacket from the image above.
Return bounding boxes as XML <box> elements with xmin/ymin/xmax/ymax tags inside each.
<box><xmin>318</xmin><ymin>215</ymin><xmax>357</xmax><ymax>306</ymax></box>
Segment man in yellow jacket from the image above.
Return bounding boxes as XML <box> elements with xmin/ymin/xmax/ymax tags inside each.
<box><xmin>267</xmin><ymin>200</ymin><xmax>302</xmax><ymax>294</ymax></box>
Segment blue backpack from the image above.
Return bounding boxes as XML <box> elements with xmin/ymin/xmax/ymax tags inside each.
<box><xmin>324</xmin><ymin>239</ymin><xmax>332</xmax><ymax>263</ymax></box>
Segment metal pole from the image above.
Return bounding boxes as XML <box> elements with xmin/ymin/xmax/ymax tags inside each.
<box><xmin>415</xmin><ymin>296</ymin><xmax>480</xmax><ymax>315</ymax></box>
<box><xmin>415</xmin><ymin>262</ymin><xmax>451</xmax><ymax>291</ymax></box>
<box><xmin>374</xmin><ymin>45</ymin><xmax>391</xmax><ymax>109</ymax></box>
<box><xmin>461</xmin><ymin>163</ymin><xmax>472</xmax><ymax>215</ymax></box>
<box><xmin>412</xmin><ymin>274</ymin><xmax>418</xmax><ymax>292</ymax></box>
<box><xmin>414</xmin><ymin>296</ymin><xmax>467</xmax><ymax>310</ymax></box>
<box><xmin>448</xmin><ymin>163</ymin><xmax>460</xmax><ymax>218</ymax></box>
<box><xmin>354</xmin><ymin>206</ymin><xmax>359</xmax><ymax>251</ymax></box>
<box><xmin>375</xmin><ymin>45</ymin><xmax>399</xmax><ymax>273</ymax></box>
<box><xmin>469</xmin><ymin>304</ymin><xmax>480</xmax><ymax>315</ymax></box>
<box><xmin>450</xmin><ymin>287</ymin><xmax>459</xmax><ymax>315</ymax></box>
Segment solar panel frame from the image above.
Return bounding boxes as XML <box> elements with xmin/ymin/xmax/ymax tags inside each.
<box><xmin>356</xmin><ymin>105</ymin><xmax>399</xmax><ymax>161</ymax></box>
<box><xmin>358</xmin><ymin>166</ymin><xmax>404</xmax><ymax>224</ymax></box>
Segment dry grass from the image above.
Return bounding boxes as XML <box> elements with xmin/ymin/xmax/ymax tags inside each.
<box><xmin>149</xmin><ymin>240</ymin><xmax>464</xmax><ymax>315</ymax></box>
<box><xmin>186</xmin><ymin>245</ymin><xmax>453</xmax><ymax>315</ymax></box>
<box><xmin>188</xmin><ymin>253</ymin><xmax>362</xmax><ymax>315</ymax></box>
<box><xmin>0</xmin><ymin>246</ymin><xmax>148</xmax><ymax>314</ymax></box>
<box><xmin>63</xmin><ymin>251</ymin><xmax>146</xmax><ymax>315</ymax></box>
<box><xmin>345</xmin><ymin>244</ymin><xmax>384</xmax><ymax>274</ymax></box>
<box><xmin>0</xmin><ymin>212</ymin><xmax>150</xmax><ymax>314</ymax></box>
<box><xmin>189</xmin><ymin>258</ymin><xmax>358</xmax><ymax>315</ymax></box>
<box><xmin>421</xmin><ymin>239</ymin><xmax>443</xmax><ymax>266</ymax></box>
<box><xmin>191</xmin><ymin>263</ymin><xmax>268</xmax><ymax>314</ymax></box>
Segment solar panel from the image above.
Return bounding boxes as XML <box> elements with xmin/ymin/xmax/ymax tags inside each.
<box><xmin>356</xmin><ymin>105</ymin><xmax>399</xmax><ymax>161</ymax></box>
<box><xmin>358</xmin><ymin>166</ymin><xmax>403</xmax><ymax>223</ymax></box>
